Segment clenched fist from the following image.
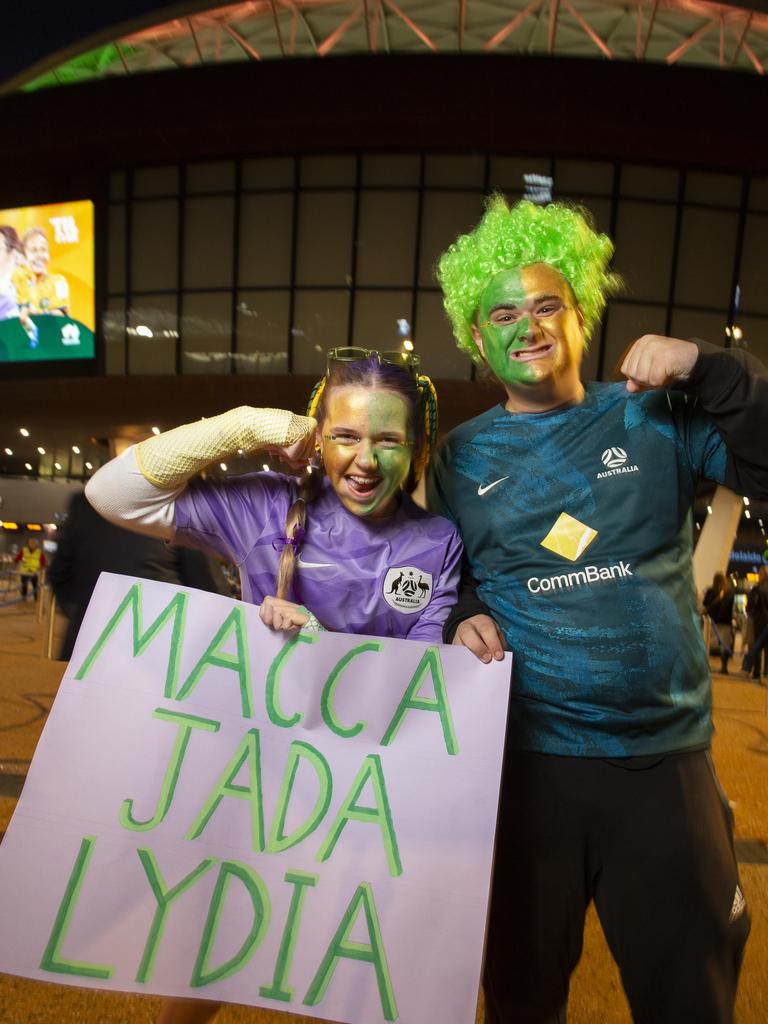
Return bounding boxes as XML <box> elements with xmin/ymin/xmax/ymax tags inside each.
<box><xmin>620</xmin><ymin>336</ymin><xmax>698</xmax><ymax>393</ymax></box>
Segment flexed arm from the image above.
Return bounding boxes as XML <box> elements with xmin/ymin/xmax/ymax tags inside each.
<box><xmin>86</xmin><ymin>407</ymin><xmax>316</xmax><ymax>540</ymax></box>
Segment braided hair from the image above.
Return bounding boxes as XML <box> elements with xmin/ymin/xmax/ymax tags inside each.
<box><xmin>276</xmin><ymin>355</ymin><xmax>438</xmax><ymax>602</ymax></box>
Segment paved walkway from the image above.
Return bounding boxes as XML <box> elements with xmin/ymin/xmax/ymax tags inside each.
<box><xmin>0</xmin><ymin>600</ymin><xmax>766</xmax><ymax>1023</ymax></box>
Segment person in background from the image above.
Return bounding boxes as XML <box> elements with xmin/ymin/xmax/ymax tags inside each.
<box><xmin>746</xmin><ymin>565</ymin><xmax>768</xmax><ymax>683</ymax></box>
<box><xmin>703</xmin><ymin>571</ymin><xmax>735</xmax><ymax>674</ymax></box>
<box><xmin>0</xmin><ymin>225</ymin><xmax>22</xmax><ymax>321</ymax></box>
<box><xmin>14</xmin><ymin>536</ymin><xmax>47</xmax><ymax>602</ymax></box>
<box><xmin>48</xmin><ymin>491</ymin><xmax>229</xmax><ymax>661</ymax></box>
<box><xmin>14</xmin><ymin>226</ymin><xmax>70</xmax><ymax>321</ymax></box>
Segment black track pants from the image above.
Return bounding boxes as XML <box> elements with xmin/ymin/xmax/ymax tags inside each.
<box><xmin>483</xmin><ymin>750</ymin><xmax>750</xmax><ymax>1024</ymax></box>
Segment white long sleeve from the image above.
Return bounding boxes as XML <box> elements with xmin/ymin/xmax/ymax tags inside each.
<box><xmin>85</xmin><ymin>446</ymin><xmax>181</xmax><ymax>541</ymax></box>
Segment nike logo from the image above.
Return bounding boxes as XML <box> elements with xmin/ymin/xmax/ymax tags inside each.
<box><xmin>296</xmin><ymin>556</ymin><xmax>335</xmax><ymax>569</ymax></box>
<box><xmin>477</xmin><ymin>476</ymin><xmax>509</xmax><ymax>496</ymax></box>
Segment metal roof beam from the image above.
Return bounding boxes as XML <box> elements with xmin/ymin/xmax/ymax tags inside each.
<box><xmin>484</xmin><ymin>0</ymin><xmax>544</xmax><ymax>51</ymax></box>
<box><xmin>317</xmin><ymin>2</ymin><xmax>364</xmax><ymax>56</ymax></box>
<box><xmin>562</xmin><ymin>0</ymin><xmax>613</xmax><ymax>57</ymax></box>
<box><xmin>666</xmin><ymin>18</ymin><xmax>716</xmax><ymax>63</ymax></box>
<box><xmin>382</xmin><ymin>0</ymin><xmax>438</xmax><ymax>51</ymax></box>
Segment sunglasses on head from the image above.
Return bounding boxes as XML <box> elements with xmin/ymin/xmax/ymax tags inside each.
<box><xmin>326</xmin><ymin>347</ymin><xmax>421</xmax><ymax>378</ymax></box>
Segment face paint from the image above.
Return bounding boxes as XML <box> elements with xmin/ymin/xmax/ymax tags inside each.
<box><xmin>476</xmin><ymin>263</ymin><xmax>585</xmax><ymax>392</ymax></box>
<box><xmin>320</xmin><ymin>386</ymin><xmax>412</xmax><ymax>519</ymax></box>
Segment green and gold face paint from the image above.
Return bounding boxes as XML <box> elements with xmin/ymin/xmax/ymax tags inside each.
<box><xmin>320</xmin><ymin>386</ymin><xmax>412</xmax><ymax>519</ymax></box>
<box><xmin>475</xmin><ymin>263</ymin><xmax>585</xmax><ymax>393</ymax></box>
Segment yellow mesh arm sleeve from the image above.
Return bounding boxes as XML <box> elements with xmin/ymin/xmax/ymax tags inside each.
<box><xmin>135</xmin><ymin>406</ymin><xmax>316</xmax><ymax>488</ymax></box>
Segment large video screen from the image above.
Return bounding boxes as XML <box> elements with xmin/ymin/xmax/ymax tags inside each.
<box><xmin>0</xmin><ymin>199</ymin><xmax>94</xmax><ymax>363</ymax></box>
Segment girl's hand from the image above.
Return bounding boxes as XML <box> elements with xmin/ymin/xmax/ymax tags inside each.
<box><xmin>259</xmin><ymin>596</ymin><xmax>310</xmax><ymax>632</ymax></box>
<box><xmin>266</xmin><ymin>416</ymin><xmax>317</xmax><ymax>470</ymax></box>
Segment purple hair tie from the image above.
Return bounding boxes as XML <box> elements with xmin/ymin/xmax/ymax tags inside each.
<box><xmin>272</xmin><ymin>525</ymin><xmax>306</xmax><ymax>553</ymax></box>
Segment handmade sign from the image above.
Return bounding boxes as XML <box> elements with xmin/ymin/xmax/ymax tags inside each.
<box><xmin>0</xmin><ymin>574</ymin><xmax>510</xmax><ymax>1024</ymax></box>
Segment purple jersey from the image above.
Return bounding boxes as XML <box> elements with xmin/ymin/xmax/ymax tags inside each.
<box><xmin>174</xmin><ymin>472</ymin><xmax>462</xmax><ymax>642</ymax></box>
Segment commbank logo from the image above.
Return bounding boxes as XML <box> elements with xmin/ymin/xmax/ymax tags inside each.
<box><xmin>540</xmin><ymin>512</ymin><xmax>598</xmax><ymax>562</ymax></box>
<box><xmin>601</xmin><ymin>446</ymin><xmax>627</xmax><ymax>468</ymax></box>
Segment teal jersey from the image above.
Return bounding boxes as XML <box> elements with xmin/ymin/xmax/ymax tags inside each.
<box><xmin>428</xmin><ymin>381</ymin><xmax>729</xmax><ymax>757</ymax></box>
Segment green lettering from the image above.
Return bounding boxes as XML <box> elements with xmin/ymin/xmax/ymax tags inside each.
<box><xmin>321</xmin><ymin>641</ymin><xmax>383</xmax><ymax>739</ymax></box>
<box><xmin>135</xmin><ymin>848</ymin><xmax>217</xmax><ymax>984</ymax></box>
<box><xmin>267</xmin><ymin>741</ymin><xmax>333</xmax><ymax>854</ymax></box>
<box><xmin>190</xmin><ymin>861</ymin><xmax>271</xmax><ymax>987</ymax></box>
<box><xmin>40</xmin><ymin>836</ymin><xmax>115</xmax><ymax>979</ymax></box>
<box><xmin>120</xmin><ymin>709</ymin><xmax>220</xmax><ymax>832</ymax></box>
<box><xmin>259</xmin><ymin>870</ymin><xmax>319</xmax><ymax>1002</ymax></box>
<box><xmin>75</xmin><ymin>583</ymin><xmax>187</xmax><ymax>699</ymax></box>
<box><xmin>303</xmin><ymin>882</ymin><xmax>397</xmax><ymax>1020</ymax></box>
<box><xmin>265</xmin><ymin>633</ymin><xmax>318</xmax><ymax>728</ymax></box>
<box><xmin>316</xmin><ymin>754</ymin><xmax>401</xmax><ymax>877</ymax></box>
<box><xmin>186</xmin><ymin>728</ymin><xmax>265</xmax><ymax>852</ymax></box>
<box><xmin>381</xmin><ymin>646</ymin><xmax>458</xmax><ymax>754</ymax></box>
<box><xmin>176</xmin><ymin>606</ymin><xmax>253</xmax><ymax>717</ymax></box>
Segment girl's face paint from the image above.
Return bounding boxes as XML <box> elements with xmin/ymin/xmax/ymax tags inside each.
<box><xmin>320</xmin><ymin>386</ymin><xmax>413</xmax><ymax>519</ymax></box>
<box><xmin>475</xmin><ymin>263</ymin><xmax>585</xmax><ymax>390</ymax></box>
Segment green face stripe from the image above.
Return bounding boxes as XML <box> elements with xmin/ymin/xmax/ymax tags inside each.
<box><xmin>380</xmin><ymin>646</ymin><xmax>458</xmax><ymax>755</ymax></box>
<box><xmin>75</xmin><ymin>583</ymin><xmax>188</xmax><ymax>699</ymax></box>
<box><xmin>320</xmin><ymin>641</ymin><xmax>383</xmax><ymax>739</ymax></box>
<box><xmin>135</xmin><ymin>848</ymin><xmax>217</xmax><ymax>984</ymax></box>
<box><xmin>259</xmin><ymin>870</ymin><xmax>319</xmax><ymax>1002</ymax></box>
<box><xmin>40</xmin><ymin>836</ymin><xmax>116</xmax><ymax>979</ymax></box>
<box><xmin>120</xmin><ymin>709</ymin><xmax>220</xmax><ymax>833</ymax></box>
<box><xmin>303</xmin><ymin>882</ymin><xmax>398</xmax><ymax>1020</ymax></box>
<box><xmin>316</xmin><ymin>754</ymin><xmax>401</xmax><ymax>877</ymax></box>
<box><xmin>176</xmin><ymin>606</ymin><xmax>253</xmax><ymax>717</ymax></box>
<box><xmin>265</xmin><ymin>633</ymin><xmax>318</xmax><ymax>728</ymax></box>
<box><xmin>267</xmin><ymin>741</ymin><xmax>333</xmax><ymax>855</ymax></box>
<box><xmin>190</xmin><ymin>861</ymin><xmax>272</xmax><ymax>987</ymax></box>
<box><xmin>186</xmin><ymin>728</ymin><xmax>265</xmax><ymax>852</ymax></box>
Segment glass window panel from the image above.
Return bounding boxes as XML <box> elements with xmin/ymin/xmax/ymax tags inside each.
<box><xmin>674</xmin><ymin>209</ymin><xmax>738</xmax><ymax>309</ymax></box>
<box><xmin>613</xmin><ymin>201</ymin><xmax>677</xmax><ymax>302</ymax></box>
<box><xmin>424</xmin><ymin>155</ymin><xmax>486</xmax><ymax>188</ymax></box>
<box><xmin>556</xmin><ymin>196</ymin><xmax>611</xmax><ymax>234</ymax></box>
<box><xmin>356</xmin><ymin>192</ymin><xmax>419</xmax><ymax>287</ymax></box>
<box><xmin>127</xmin><ymin>294</ymin><xmax>177</xmax><ymax>375</ymax></box>
<box><xmin>131</xmin><ymin>200</ymin><xmax>178</xmax><ymax>292</ymax></box>
<box><xmin>187</xmin><ymin>161</ymin><xmax>236</xmax><ymax>193</ymax></box>
<box><xmin>236</xmin><ymin>291</ymin><xmax>289</xmax><ymax>375</ymax></box>
<box><xmin>670</xmin><ymin>308</ymin><xmax>727</xmax><ymax>345</ymax></box>
<box><xmin>489</xmin><ymin>156</ymin><xmax>551</xmax><ymax>193</ymax></box>
<box><xmin>133</xmin><ymin>166</ymin><xmax>179</xmax><ymax>197</ymax></box>
<box><xmin>736</xmin><ymin>316</ymin><xmax>768</xmax><ymax>367</ymax></box>
<box><xmin>620</xmin><ymin>164</ymin><xmax>679</xmax><ymax>200</ymax></box>
<box><xmin>184</xmin><ymin>196</ymin><xmax>235</xmax><ymax>289</ymax></box>
<box><xmin>602</xmin><ymin>302</ymin><xmax>667</xmax><ymax>380</ymax></box>
<box><xmin>418</xmin><ymin>192</ymin><xmax>485</xmax><ymax>288</ymax></box>
<box><xmin>686</xmin><ymin>171</ymin><xmax>742</xmax><ymax>207</ymax></box>
<box><xmin>414</xmin><ymin>291</ymin><xmax>472</xmax><ymax>381</ymax></box>
<box><xmin>352</xmin><ymin>290</ymin><xmax>413</xmax><ymax>347</ymax></box>
<box><xmin>736</xmin><ymin>213</ymin><xmax>768</xmax><ymax>315</ymax></box>
<box><xmin>362</xmin><ymin>155</ymin><xmax>421</xmax><ymax>186</ymax></box>
<box><xmin>182</xmin><ymin>292</ymin><xmax>232</xmax><ymax>375</ymax></box>
<box><xmin>748</xmin><ymin>176</ymin><xmax>768</xmax><ymax>212</ymax></box>
<box><xmin>292</xmin><ymin>290</ymin><xmax>350</xmax><ymax>374</ymax></box>
<box><xmin>295</xmin><ymin>192</ymin><xmax>354</xmax><ymax>286</ymax></box>
<box><xmin>240</xmin><ymin>193</ymin><xmax>293</xmax><ymax>287</ymax></box>
<box><xmin>300</xmin><ymin>156</ymin><xmax>356</xmax><ymax>187</ymax></box>
<box><xmin>554</xmin><ymin>160</ymin><xmax>613</xmax><ymax>195</ymax></box>
<box><xmin>109</xmin><ymin>172</ymin><xmax>126</xmax><ymax>201</ymax></box>
<box><xmin>242</xmin><ymin>158</ymin><xmax>295</xmax><ymax>189</ymax></box>
<box><xmin>103</xmin><ymin>299</ymin><xmax>125</xmax><ymax>376</ymax></box>
<box><xmin>107</xmin><ymin>204</ymin><xmax>126</xmax><ymax>294</ymax></box>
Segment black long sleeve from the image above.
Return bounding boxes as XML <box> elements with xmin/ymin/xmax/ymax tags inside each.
<box><xmin>683</xmin><ymin>339</ymin><xmax>768</xmax><ymax>498</ymax></box>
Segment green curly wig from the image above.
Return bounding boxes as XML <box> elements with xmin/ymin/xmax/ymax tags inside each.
<box><xmin>437</xmin><ymin>195</ymin><xmax>622</xmax><ymax>360</ymax></box>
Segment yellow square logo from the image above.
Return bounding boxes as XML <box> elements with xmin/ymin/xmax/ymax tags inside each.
<box><xmin>540</xmin><ymin>512</ymin><xmax>598</xmax><ymax>562</ymax></box>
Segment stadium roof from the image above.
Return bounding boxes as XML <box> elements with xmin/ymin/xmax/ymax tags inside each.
<box><xmin>8</xmin><ymin>0</ymin><xmax>768</xmax><ymax>95</ymax></box>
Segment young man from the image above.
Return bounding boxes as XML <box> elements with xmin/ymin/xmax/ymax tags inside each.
<box><xmin>427</xmin><ymin>197</ymin><xmax>768</xmax><ymax>1024</ymax></box>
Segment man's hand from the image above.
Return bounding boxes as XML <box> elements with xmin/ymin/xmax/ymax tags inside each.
<box><xmin>259</xmin><ymin>596</ymin><xmax>310</xmax><ymax>632</ymax></box>
<box><xmin>452</xmin><ymin>614</ymin><xmax>506</xmax><ymax>663</ymax></box>
<box><xmin>620</xmin><ymin>336</ymin><xmax>698</xmax><ymax>393</ymax></box>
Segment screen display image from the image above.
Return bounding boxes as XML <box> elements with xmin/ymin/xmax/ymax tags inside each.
<box><xmin>0</xmin><ymin>199</ymin><xmax>95</xmax><ymax>363</ymax></box>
